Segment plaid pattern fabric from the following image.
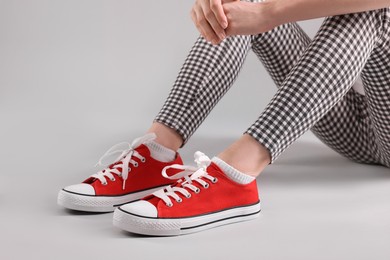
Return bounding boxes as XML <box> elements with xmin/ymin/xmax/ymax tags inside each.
<box><xmin>154</xmin><ymin>35</ymin><xmax>252</xmax><ymax>141</ymax></box>
<box><xmin>155</xmin><ymin>8</ymin><xmax>390</xmax><ymax>167</ymax></box>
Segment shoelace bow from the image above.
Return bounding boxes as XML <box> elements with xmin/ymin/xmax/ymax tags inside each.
<box><xmin>153</xmin><ymin>151</ymin><xmax>218</xmax><ymax>207</ymax></box>
<box><xmin>91</xmin><ymin>133</ymin><xmax>156</xmax><ymax>190</ymax></box>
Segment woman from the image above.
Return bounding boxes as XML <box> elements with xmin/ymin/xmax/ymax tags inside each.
<box><xmin>58</xmin><ymin>0</ymin><xmax>390</xmax><ymax>236</ymax></box>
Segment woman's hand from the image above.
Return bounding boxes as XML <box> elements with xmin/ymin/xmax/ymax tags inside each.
<box><xmin>223</xmin><ymin>1</ymin><xmax>278</xmax><ymax>36</ymax></box>
<box><xmin>190</xmin><ymin>0</ymin><xmax>278</xmax><ymax>44</ymax></box>
<box><xmin>192</xmin><ymin>0</ymin><xmax>390</xmax><ymax>43</ymax></box>
<box><xmin>191</xmin><ymin>0</ymin><xmax>238</xmax><ymax>45</ymax></box>
<box><xmin>224</xmin><ymin>0</ymin><xmax>390</xmax><ymax>37</ymax></box>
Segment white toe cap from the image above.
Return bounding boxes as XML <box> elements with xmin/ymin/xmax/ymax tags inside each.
<box><xmin>63</xmin><ymin>183</ymin><xmax>95</xmax><ymax>196</ymax></box>
<box><xmin>120</xmin><ymin>200</ymin><xmax>158</xmax><ymax>218</ymax></box>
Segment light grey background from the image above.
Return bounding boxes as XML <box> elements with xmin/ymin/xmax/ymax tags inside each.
<box><xmin>1</xmin><ymin>1</ymin><xmax>389</xmax><ymax>260</ymax></box>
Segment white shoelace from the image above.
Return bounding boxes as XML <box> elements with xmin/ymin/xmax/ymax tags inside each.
<box><xmin>152</xmin><ymin>151</ymin><xmax>218</xmax><ymax>207</ymax></box>
<box><xmin>91</xmin><ymin>133</ymin><xmax>156</xmax><ymax>190</ymax></box>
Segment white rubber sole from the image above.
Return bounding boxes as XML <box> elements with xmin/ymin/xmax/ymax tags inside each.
<box><xmin>57</xmin><ymin>186</ymin><xmax>166</xmax><ymax>212</ymax></box>
<box><xmin>113</xmin><ymin>202</ymin><xmax>261</xmax><ymax>236</ymax></box>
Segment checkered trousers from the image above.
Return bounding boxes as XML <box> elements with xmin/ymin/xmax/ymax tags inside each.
<box><xmin>155</xmin><ymin>8</ymin><xmax>390</xmax><ymax>167</ymax></box>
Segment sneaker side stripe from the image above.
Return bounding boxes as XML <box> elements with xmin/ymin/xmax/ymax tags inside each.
<box><xmin>118</xmin><ymin>200</ymin><xmax>260</xmax><ymax>220</ymax></box>
<box><xmin>62</xmin><ymin>184</ymin><xmax>168</xmax><ymax>197</ymax></box>
<box><xmin>180</xmin><ymin>209</ymin><xmax>261</xmax><ymax>230</ymax></box>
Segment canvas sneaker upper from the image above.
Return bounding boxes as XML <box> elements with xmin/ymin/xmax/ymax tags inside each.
<box><xmin>113</xmin><ymin>152</ymin><xmax>260</xmax><ymax>235</ymax></box>
<box><xmin>57</xmin><ymin>133</ymin><xmax>183</xmax><ymax>212</ymax></box>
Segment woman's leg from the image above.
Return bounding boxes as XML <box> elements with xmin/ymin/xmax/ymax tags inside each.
<box><xmin>151</xmin><ymin>22</ymin><xmax>317</xmax><ymax>152</ymax></box>
<box><xmin>152</xmin><ymin>35</ymin><xmax>252</xmax><ymax>149</ymax></box>
<box><xmin>248</xmin><ymin>18</ymin><xmax>381</xmax><ymax>165</ymax></box>
<box><xmin>359</xmin><ymin>9</ymin><xmax>390</xmax><ymax>167</ymax></box>
<box><xmin>220</xmin><ymin>9</ymin><xmax>389</xmax><ymax>175</ymax></box>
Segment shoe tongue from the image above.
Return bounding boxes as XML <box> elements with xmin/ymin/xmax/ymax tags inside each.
<box><xmin>145</xmin><ymin>164</ymin><xmax>219</xmax><ymax>207</ymax></box>
<box><xmin>108</xmin><ymin>144</ymin><xmax>150</xmax><ymax>170</ymax></box>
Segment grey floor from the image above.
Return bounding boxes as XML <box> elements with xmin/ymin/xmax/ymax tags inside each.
<box><xmin>1</xmin><ymin>134</ymin><xmax>390</xmax><ymax>260</ymax></box>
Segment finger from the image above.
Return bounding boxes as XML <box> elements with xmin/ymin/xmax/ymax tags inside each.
<box><xmin>202</xmin><ymin>2</ymin><xmax>226</xmax><ymax>41</ymax></box>
<box><xmin>192</xmin><ymin>8</ymin><xmax>221</xmax><ymax>44</ymax></box>
<box><xmin>198</xmin><ymin>12</ymin><xmax>222</xmax><ymax>44</ymax></box>
<box><xmin>222</xmin><ymin>4</ymin><xmax>236</xmax><ymax>37</ymax></box>
<box><xmin>191</xmin><ymin>8</ymin><xmax>206</xmax><ymax>39</ymax></box>
<box><xmin>191</xmin><ymin>5</ymin><xmax>210</xmax><ymax>40</ymax></box>
<box><xmin>210</xmin><ymin>0</ymin><xmax>228</xmax><ymax>29</ymax></box>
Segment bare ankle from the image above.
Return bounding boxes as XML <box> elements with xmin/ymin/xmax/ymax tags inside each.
<box><xmin>217</xmin><ymin>134</ymin><xmax>271</xmax><ymax>178</ymax></box>
<box><xmin>147</xmin><ymin>122</ymin><xmax>183</xmax><ymax>151</ymax></box>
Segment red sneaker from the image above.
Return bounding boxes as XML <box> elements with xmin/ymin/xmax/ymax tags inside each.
<box><xmin>113</xmin><ymin>152</ymin><xmax>260</xmax><ymax>236</ymax></box>
<box><xmin>57</xmin><ymin>134</ymin><xmax>183</xmax><ymax>212</ymax></box>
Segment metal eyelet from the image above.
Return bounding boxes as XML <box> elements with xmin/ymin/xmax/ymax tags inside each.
<box><xmin>185</xmin><ymin>193</ymin><xmax>191</xmax><ymax>198</ymax></box>
<box><xmin>166</xmin><ymin>203</ymin><xmax>173</xmax><ymax>207</ymax></box>
<box><xmin>203</xmin><ymin>183</ymin><xmax>209</xmax><ymax>189</ymax></box>
<box><xmin>134</xmin><ymin>162</ymin><xmax>139</xmax><ymax>167</ymax></box>
<box><xmin>110</xmin><ymin>177</ymin><xmax>116</xmax><ymax>181</ymax></box>
<box><xmin>102</xmin><ymin>182</ymin><xmax>108</xmax><ymax>186</ymax></box>
<box><xmin>211</xmin><ymin>177</ymin><xmax>218</xmax><ymax>183</ymax></box>
<box><xmin>176</xmin><ymin>198</ymin><xmax>183</xmax><ymax>203</ymax></box>
<box><xmin>195</xmin><ymin>188</ymin><xmax>201</xmax><ymax>194</ymax></box>
<box><xmin>141</xmin><ymin>157</ymin><xmax>146</xmax><ymax>163</ymax></box>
